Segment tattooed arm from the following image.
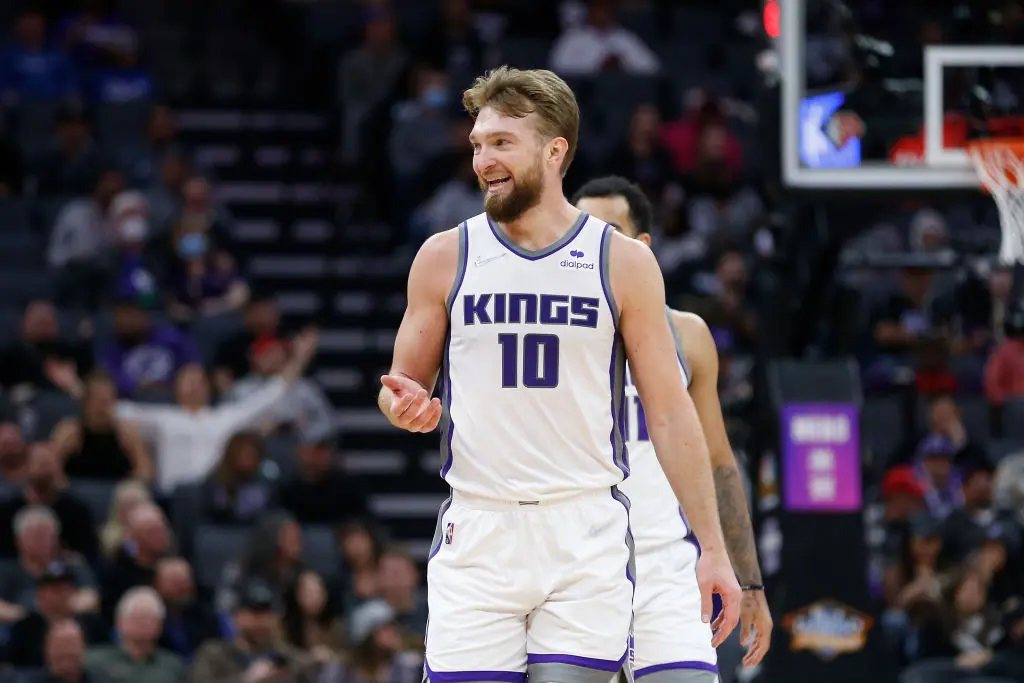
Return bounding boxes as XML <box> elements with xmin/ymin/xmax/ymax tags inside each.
<box><xmin>671</xmin><ymin>310</ymin><xmax>772</xmax><ymax>665</ymax></box>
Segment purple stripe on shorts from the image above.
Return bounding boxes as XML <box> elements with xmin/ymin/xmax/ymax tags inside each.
<box><xmin>527</xmin><ymin>650</ymin><xmax>627</xmax><ymax>672</ymax></box>
<box><xmin>425</xmin><ymin>662</ymin><xmax>526</xmax><ymax>683</ymax></box>
<box><xmin>635</xmin><ymin>661</ymin><xmax>719</xmax><ymax>679</ymax></box>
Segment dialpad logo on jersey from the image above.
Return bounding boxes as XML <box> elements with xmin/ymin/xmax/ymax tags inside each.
<box><xmin>561</xmin><ymin>249</ymin><xmax>594</xmax><ymax>270</ymax></box>
<box><xmin>782</xmin><ymin>599</ymin><xmax>873</xmax><ymax>661</ymax></box>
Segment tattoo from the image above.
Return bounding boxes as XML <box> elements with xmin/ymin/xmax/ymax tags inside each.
<box><xmin>713</xmin><ymin>464</ymin><xmax>763</xmax><ymax>585</ymax></box>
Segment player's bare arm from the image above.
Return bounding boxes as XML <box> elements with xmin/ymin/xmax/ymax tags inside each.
<box><xmin>378</xmin><ymin>229</ymin><xmax>459</xmax><ymax>431</ymax></box>
<box><xmin>610</xmin><ymin>232</ymin><xmax>740</xmax><ymax>642</ymax></box>
<box><xmin>674</xmin><ymin>310</ymin><xmax>773</xmax><ymax>666</ymax></box>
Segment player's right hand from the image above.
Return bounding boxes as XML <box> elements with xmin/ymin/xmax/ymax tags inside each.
<box><xmin>381</xmin><ymin>374</ymin><xmax>443</xmax><ymax>432</ymax></box>
<box><xmin>695</xmin><ymin>549</ymin><xmax>741</xmax><ymax>648</ymax></box>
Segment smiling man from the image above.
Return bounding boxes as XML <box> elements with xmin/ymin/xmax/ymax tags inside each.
<box><xmin>378</xmin><ymin>67</ymin><xmax>739</xmax><ymax>683</ymax></box>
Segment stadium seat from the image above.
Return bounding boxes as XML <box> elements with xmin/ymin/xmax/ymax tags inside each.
<box><xmin>498</xmin><ymin>38</ymin><xmax>552</xmax><ymax>71</ymax></box>
<box><xmin>301</xmin><ymin>525</ymin><xmax>339</xmax><ymax>580</ymax></box>
<box><xmin>193</xmin><ymin>525</ymin><xmax>248</xmax><ymax>589</ymax></box>
<box><xmin>0</xmin><ymin>232</ymin><xmax>43</xmax><ymax>269</ymax></box>
<box><xmin>989</xmin><ymin>438</ymin><xmax>1024</xmax><ymax>462</ymax></box>
<box><xmin>0</xmin><ymin>199</ymin><xmax>30</xmax><ymax>233</ymax></box>
<box><xmin>189</xmin><ymin>311</ymin><xmax>244</xmax><ymax>366</ymax></box>
<box><xmin>0</xmin><ymin>271</ymin><xmax>54</xmax><ymax>307</ymax></box>
<box><xmin>69</xmin><ymin>480</ymin><xmax>116</xmax><ymax>525</ymax></box>
<box><xmin>1001</xmin><ymin>397</ymin><xmax>1024</xmax><ymax>439</ymax></box>
<box><xmin>93</xmin><ymin>100</ymin><xmax>152</xmax><ymax>148</ymax></box>
<box><xmin>23</xmin><ymin>391</ymin><xmax>79</xmax><ymax>439</ymax></box>
<box><xmin>263</xmin><ymin>436</ymin><xmax>299</xmax><ymax>481</ymax></box>
<box><xmin>861</xmin><ymin>396</ymin><xmax>905</xmax><ymax>463</ymax></box>
<box><xmin>170</xmin><ymin>483</ymin><xmax>204</xmax><ymax>558</ymax></box>
<box><xmin>13</xmin><ymin>100</ymin><xmax>60</xmax><ymax>161</ymax></box>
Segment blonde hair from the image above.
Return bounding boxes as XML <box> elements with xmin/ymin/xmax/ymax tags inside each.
<box><xmin>462</xmin><ymin>66</ymin><xmax>580</xmax><ymax>176</ymax></box>
<box><xmin>100</xmin><ymin>479</ymin><xmax>152</xmax><ymax>559</ymax></box>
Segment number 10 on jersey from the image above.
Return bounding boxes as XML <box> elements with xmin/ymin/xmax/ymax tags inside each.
<box><xmin>497</xmin><ymin>333</ymin><xmax>560</xmax><ymax>388</ymax></box>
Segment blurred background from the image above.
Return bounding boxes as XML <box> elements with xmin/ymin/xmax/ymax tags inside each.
<box><xmin>0</xmin><ymin>1</ymin><xmax>1021</xmax><ymax>683</ymax></box>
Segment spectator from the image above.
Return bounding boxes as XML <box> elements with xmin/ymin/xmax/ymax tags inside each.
<box><xmin>338</xmin><ymin>6</ymin><xmax>408</xmax><ymax>165</ymax></box>
<box><xmin>100</xmin><ymin>502</ymin><xmax>171</xmax><ymax>625</ymax></box>
<box><xmin>85</xmin><ymin>586</ymin><xmax>186</xmax><ymax>683</ymax></box>
<box><xmin>164</xmin><ymin>179</ymin><xmax>248</xmax><ymax>321</ymax></box>
<box><xmin>0</xmin><ymin>299</ymin><xmax>94</xmax><ymax>395</ymax></box>
<box><xmin>119</xmin><ymin>105</ymin><xmax>182</xmax><ymax>187</ymax></box>
<box><xmin>984</xmin><ymin>300</ymin><xmax>1024</xmax><ymax>406</ymax></box>
<box><xmin>28</xmin><ymin>619</ymin><xmax>93</xmax><ymax>683</ymax></box>
<box><xmin>0</xmin><ymin>115</ymin><xmax>26</xmax><ymax>196</ymax></box>
<box><xmin>145</xmin><ymin>149</ymin><xmax>191</xmax><ymax>234</ymax></box>
<box><xmin>885</xmin><ymin>513</ymin><xmax>945</xmax><ymax>615</ymax></box>
<box><xmin>48</xmin><ymin>168</ymin><xmax>125</xmax><ymax>310</ymax></box>
<box><xmin>662</xmin><ymin>93</ymin><xmax>743</xmax><ymax>178</ymax></box>
<box><xmin>6</xmin><ymin>561</ymin><xmax>106</xmax><ymax>668</ymax></box>
<box><xmin>108</xmin><ymin>190</ymin><xmax>160</xmax><ymax>309</ymax></box>
<box><xmin>686</xmin><ymin>250</ymin><xmax>758</xmax><ymax>350</ymax></box>
<box><xmin>98</xmin><ymin>479</ymin><xmax>151</xmax><ymax>561</ymax></box>
<box><xmin>282</xmin><ymin>570</ymin><xmax>344</xmax><ymax>661</ymax></box>
<box><xmin>56</xmin><ymin>1</ymin><xmax>138</xmax><ymax>69</ymax></box>
<box><xmin>0</xmin><ymin>505</ymin><xmax>99</xmax><ymax>622</ymax></box>
<box><xmin>389</xmin><ymin>67</ymin><xmax>456</xmax><ymax>190</ymax></box>
<box><xmin>880</xmin><ymin>466</ymin><xmax>926</xmax><ymax>559</ymax></box>
<box><xmin>604</xmin><ymin>105</ymin><xmax>678</xmax><ymax>212</ymax></box>
<box><xmin>920</xmin><ymin>395</ymin><xmax>988</xmax><ymax>467</ymax></box>
<box><xmin>377</xmin><ymin>546</ymin><xmax>428</xmax><ymax>639</ymax></box>
<box><xmin>409</xmin><ymin>154</ymin><xmax>484</xmax><ymax>243</ymax></box>
<box><xmin>0</xmin><ymin>9</ymin><xmax>78</xmax><ymax>102</ymax></box>
<box><xmin>0</xmin><ymin>443</ymin><xmax>100</xmax><ymax>561</ymax></box>
<box><xmin>212</xmin><ymin>295</ymin><xmax>281</xmax><ymax>395</ymax></box>
<box><xmin>279</xmin><ymin>433</ymin><xmax>368</xmax><ymax>526</ymax></box>
<box><xmin>194</xmin><ymin>578</ymin><xmax>318</xmax><ymax>683</ymax></box>
<box><xmin>336</xmin><ymin>521</ymin><xmax>383</xmax><ymax>611</ymax></box>
<box><xmin>34</xmin><ymin>104</ymin><xmax>105</xmax><ymax>197</ymax></box>
<box><xmin>419</xmin><ymin>0</ymin><xmax>485</xmax><ymax>89</ymax></box>
<box><xmin>217</xmin><ymin>511</ymin><xmax>304</xmax><ymax>613</ymax></box>
<box><xmin>318</xmin><ymin>600</ymin><xmax>422</xmax><ymax>683</ymax></box>
<box><xmin>94</xmin><ymin>299</ymin><xmax>199</xmax><ymax>399</ymax></box>
<box><xmin>51</xmin><ymin>371</ymin><xmax>153</xmax><ymax>482</ymax></box>
<box><xmin>0</xmin><ymin>419</ymin><xmax>29</xmax><ymax>483</ymax></box>
<box><xmin>941</xmin><ymin>460</ymin><xmax>1003</xmax><ymax>564</ymax></box>
<box><xmin>153</xmin><ymin>557</ymin><xmax>220</xmax><ymax>661</ymax></box>
<box><xmin>871</xmin><ymin>266</ymin><xmax>944</xmax><ymax>360</ymax></box>
<box><xmin>86</xmin><ymin>41</ymin><xmax>152</xmax><ymax>104</ymax></box>
<box><xmin>225</xmin><ymin>336</ymin><xmax>336</xmax><ymax>441</ymax></box>
<box><xmin>111</xmin><ymin>328</ymin><xmax>316</xmax><ymax>492</ymax></box>
<box><xmin>548</xmin><ymin>0</ymin><xmax>660</xmax><ymax>76</ymax></box>
<box><xmin>913</xmin><ymin>435</ymin><xmax>963</xmax><ymax>521</ymax></box>
<box><xmin>201</xmin><ymin>431</ymin><xmax>277</xmax><ymax>526</ymax></box>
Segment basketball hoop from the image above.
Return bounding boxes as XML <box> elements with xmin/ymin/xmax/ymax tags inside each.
<box><xmin>967</xmin><ymin>138</ymin><xmax>1024</xmax><ymax>265</ymax></box>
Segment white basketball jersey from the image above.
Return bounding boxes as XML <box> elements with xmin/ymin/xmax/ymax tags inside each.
<box><xmin>439</xmin><ymin>212</ymin><xmax>626</xmax><ymax>501</ymax></box>
<box><xmin>618</xmin><ymin>311</ymin><xmax>694</xmax><ymax>554</ymax></box>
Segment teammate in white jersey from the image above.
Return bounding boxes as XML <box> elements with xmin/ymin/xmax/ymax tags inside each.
<box><xmin>573</xmin><ymin>177</ymin><xmax>773</xmax><ymax>681</ymax></box>
<box><xmin>377</xmin><ymin>67</ymin><xmax>740</xmax><ymax>683</ymax></box>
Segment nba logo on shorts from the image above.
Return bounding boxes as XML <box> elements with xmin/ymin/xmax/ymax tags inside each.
<box><xmin>444</xmin><ymin>522</ymin><xmax>455</xmax><ymax>545</ymax></box>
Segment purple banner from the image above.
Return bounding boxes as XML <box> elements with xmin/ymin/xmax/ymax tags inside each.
<box><xmin>781</xmin><ymin>403</ymin><xmax>862</xmax><ymax>512</ymax></box>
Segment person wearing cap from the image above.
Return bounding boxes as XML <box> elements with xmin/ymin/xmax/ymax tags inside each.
<box><xmin>225</xmin><ymin>334</ymin><xmax>337</xmax><ymax>442</ymax></box>
<box><xmin>318</xmin><ymin>599</ymin><xmax>421</xmax><ymax>683</ymax></box>
<box><xmin>6</xmin><ymin>561</ymin><xmax>106</xmax><ymax>668</ymax></box>
<box><xmin>85</xmin><ymin>586</ymin><xmax>185</xmax><ymax>683</ymax></box>
<box><xmin>913</xmin><ymin>433</ymin><xmax>963</xmax><ymax>520</ymax></box>
<box><xmin>193</xmin><ymin>578</ymin><xmax>317</xmax><ymax>683</ymax></box>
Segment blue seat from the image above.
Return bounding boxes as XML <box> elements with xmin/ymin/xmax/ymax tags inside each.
<box><xmin>93</xmin><ymin>100</ymin><xmax>151</xmax><ymax>148</ymax></box>
<box><xmin>0</xmin><ymin>199</ymin><xmax>30</xmax><ymax>233</ymax></box>
<box><xmin>69</xmin><ymin>480</ymin><xmax>116</xmax><ymax>525</ymax></box>
<box><xmin>193</xmin><ymin>525</ymin><xmax>248</xmax><ymax>589</ymax></box>
<box><xmin>301</xmin><ymin>525</ymin><xmax>339</xmax><ymax>580</ymax></box>
<box><xmin>0</xmin><ymin>271</ymin><xmax>54</xmax><ymax>307</ymax></box>
<box><xmin>0</xmin><ymin>232</ymin><xmax>43</xmax><ymax>268</ymax></box>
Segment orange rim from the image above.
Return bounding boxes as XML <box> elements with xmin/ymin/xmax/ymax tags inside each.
<box><xmin>966</xmin><ymin>138</ymin><xmax>1024</xmax><ymax>193</ymax></box>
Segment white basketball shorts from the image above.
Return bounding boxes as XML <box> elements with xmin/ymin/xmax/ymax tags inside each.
<box><xmin>424</xmin><ymin>487</ymin><xmax>634</xmax><ymax>683</ymax></box>
<box><xmin>632</xmin><ymin>538</ymin><xmax>718</xmax><ymax>683</ymax></box>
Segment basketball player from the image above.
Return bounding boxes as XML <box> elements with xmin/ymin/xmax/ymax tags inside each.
<box><xmin>378</xmin><ymin>67</ymin><xmax>740</xmax><ymax>683</ymax></box>
<box><xmin>573</xmin><ymin>176</ymin><xmax>773</xmax><ymax>680</ymax></box>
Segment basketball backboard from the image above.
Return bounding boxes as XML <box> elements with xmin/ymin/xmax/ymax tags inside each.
<box><xmin>780</xmin><ymin>0</ymin><xmax>1024</xmax><ymax>190</ymax></box>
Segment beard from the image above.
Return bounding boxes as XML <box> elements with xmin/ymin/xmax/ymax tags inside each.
<box><xmin>481</xmin><ymin>159</ymin><xmax>544</xmax><ymax>224</ymax></box>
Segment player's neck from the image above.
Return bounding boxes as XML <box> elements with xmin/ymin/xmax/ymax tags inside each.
<box><xmin>497</xmin><ymin>194</ymin><xmax>580</xmax><ymax>251</ymax></box>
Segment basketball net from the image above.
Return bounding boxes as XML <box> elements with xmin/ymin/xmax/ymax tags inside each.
<box><xmin>968</xmin><ymin>139</ymin><xmax>1024</xmax><ymax>265</ymax></box>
